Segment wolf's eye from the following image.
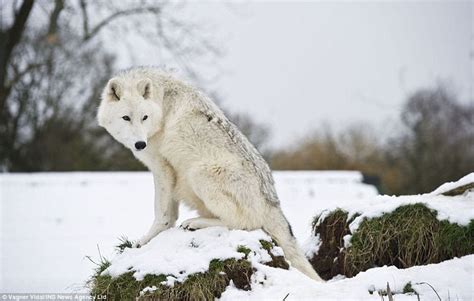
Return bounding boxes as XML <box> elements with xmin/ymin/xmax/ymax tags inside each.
<box><xmin>143</xmin><ymin>115</ymin><xmax>148</xmax><ymax>121</ymax></box>
<box><xmin>122</xmin><ymin>116</ymin><xmax>131</xmax><ymax>121</ymax></box>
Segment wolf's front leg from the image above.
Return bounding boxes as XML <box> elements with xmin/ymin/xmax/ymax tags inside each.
<box><xmin>136</xmin><ymin>163</ymin><xmax>178</xmax><ymax>247</ymax></box>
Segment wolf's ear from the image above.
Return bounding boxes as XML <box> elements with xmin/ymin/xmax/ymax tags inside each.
<box><xmin>106</xmin><ymin>78</ymin><xmax>122</xmax><ymax>101</ymax></box>
<box><xmin>137</xmin><ymin>79</ymin><xmax>153</xmax><ymax>100</ymax></box>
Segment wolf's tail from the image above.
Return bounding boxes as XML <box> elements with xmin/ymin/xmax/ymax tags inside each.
<box><xmin>262</xmin><ymin>207</ymin><xmax>323</xmax><ymax>282</ymax></box>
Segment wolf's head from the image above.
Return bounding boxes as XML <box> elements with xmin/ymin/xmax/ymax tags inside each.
<box><xmin>97</xmin><ymin>77</ymin><xmax>163</xmax><ymax>152</ymax></box>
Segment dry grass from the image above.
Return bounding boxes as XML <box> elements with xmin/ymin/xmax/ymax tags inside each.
<box><xmin>310</xmin><ymin>204</ymin><xmax>474</xmax><ymax>279</ymax></box>
<box><xmin>441</xmin><ymin>182</ymin><xmax>474</xmax><ymax>196</ymax></box>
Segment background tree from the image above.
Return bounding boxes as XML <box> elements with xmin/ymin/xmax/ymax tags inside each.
<box><xmin>271</xmin><ymin>124</ymin><xmax>383</xmax><ymax>172</ymax></box>
<box><xmin>271</xmin><ymin>85</ymin><xmax>473</xmax><ymax>195</ymax></box>
<box><xmin>0</xmin><ymin>0</ymin><xmax>231</xmax><ymax>171</ymax></box>
<box><xmin>389</xmin><ymin>86</ymin><xmax>474</xmax><ymax>194</ymax></box>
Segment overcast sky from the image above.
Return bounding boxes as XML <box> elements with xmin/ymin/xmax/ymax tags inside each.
<box><xmin>117</xmin><ymin>1</ymin><xmax>473</xmax><ymax>148</ymax></box>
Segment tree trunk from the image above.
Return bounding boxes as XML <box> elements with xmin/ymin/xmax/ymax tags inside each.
<box><xmin>0</xmin><ymin>0</ymin><xmax>35</xmax><ymax>115</ymax></box>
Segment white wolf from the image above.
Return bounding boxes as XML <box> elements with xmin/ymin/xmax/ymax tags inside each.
<box><xmin>97</xmin><ymin>67</ymin><xmax>322</xmax><ymax>281</ymax></box>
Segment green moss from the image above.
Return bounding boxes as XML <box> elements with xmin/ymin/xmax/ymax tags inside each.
<box><xmin>237</xmin><ymin>245</ymin><xmax>251</xmax><ymax>258</ymax></box>
<box><xmin>259</xmin><ymin>239</ymin><xmax>273</xmax><ymax>251</ymax></box>
<box><xmin>310</xmin><ymin>203</ymin><xmax>474</xmax><ymax>279</ymax></box>
<box><xmin>259</xmin><ymin>239</ymin><xmax>290</xmax><ymax>269</ymax></box>
<box><xmin>437</xmin><ymin>220</ymin><xmax>474</xmax><ymax>259</ymax></box>
<box><xmin>208</xmin><ymin>259</ymin><xmax>225</xmax><ymax>271</ymax></box>
<box><xmin>403</xmin><ymin>282</ymin><xmax>417</xmax><ymax>294</ymax></box>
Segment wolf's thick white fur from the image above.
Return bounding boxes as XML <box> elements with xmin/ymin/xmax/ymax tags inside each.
<box><xmin>97</xmin><ymin>67</ymin><xmax>322</xmax><ymax>281</ymax></box>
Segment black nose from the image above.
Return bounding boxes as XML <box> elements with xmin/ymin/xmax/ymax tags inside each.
<box><xmin>135</xmin><ymin>141</ymin><xmax>146</xmax><ymax>150</ymax></box>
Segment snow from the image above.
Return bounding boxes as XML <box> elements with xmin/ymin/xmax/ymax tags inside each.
<box><xmin>345</xmin><ymin>193</ymin><xmax>473</xmax><ymax>235</ymax></box>
<box><xmin>303</xmin><ymin>234</ymin><xmax>321</xmax><ymax>258</ymax></box>
<box><xmin>221</xmin><ymin>255</ymin><xmax>474</xmax><ymax>300</ymax></box>
<box><xmin>104</xmin><ymin>227</ymin><xmax>278</xmax><ymax>282</ymax></box>
<box><xmin>140</xmin><ymin>286</ymin><xmax>158</xmax><ymax>296</ymax></box>
<box><xmin>1</xmin><ymin>171</ymin><xmax>473</xmax><ymax>299</ymax></box>
<box><xmin>430</xmin><ymin>173</ymin><xmax>474</xmax><ymax>195</ymax></box>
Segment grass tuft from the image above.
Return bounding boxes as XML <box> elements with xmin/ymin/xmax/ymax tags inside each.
<box><xmin>403</xmin><ymin>281</ymin><xmax>417</xmax><ymax>295</ymax></box>
<box><xmin>115</xmin><ymin>236</ymin><xmax>134</xmax><ymax>254</ymax></box>
<box><xmin>237</xmin><ymin>245</ymin><xmax>251</xmax><ymax>258</ymax></box>
<box><xmin>310</xmin><ymin>204</ymin><xmax>474</xmax><ymax>279</ymax></box>
<box><xmin>259</xmin><ymin>239</ymin><xmax>273</xmax><ymax>251</ymax></box>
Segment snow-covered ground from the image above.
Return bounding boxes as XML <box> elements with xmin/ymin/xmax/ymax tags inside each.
<box><xmin>222</xmin><ymin>255</ymin><xmax>474</xmax><ymax>300</ymax></box>
<box><xmin>103</xmin><ymin>226</ymin><xmax>474</xmax><ymax>300</ymax></box>
<box><xmin>1</xmin><ymin>171</ymin><xmax>472</xmax><ymax>300</ymax></box>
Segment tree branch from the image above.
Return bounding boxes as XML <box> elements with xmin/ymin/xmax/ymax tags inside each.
<box><xmin>46</xmin><ymin>0</ymin><xmax>64</xmax><ymax>42</ymax></box>
<box><xmin>8</xmin><ymin>62</ymin><xmax>43</xmax><ymax>87</ymax></box>
<box><xmin>79</xmin><ymin>0</ymin><xmax>89</xmax><ymax>38</ymax></box>
<box><xmin>83</xmin><ymin>6</ymin><xmax>161</xmax><ymax>42</ymax></box>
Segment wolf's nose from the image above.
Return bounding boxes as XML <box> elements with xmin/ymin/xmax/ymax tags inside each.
<box><xmin>135</xmin><ymin>141</ymin><xmax>146</xmax><ymax>150</ymax></box>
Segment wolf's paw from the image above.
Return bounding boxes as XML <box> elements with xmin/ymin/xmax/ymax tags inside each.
<box><xmin>180</xmin><ymin>218</ymin><xmax>201</xmax><ymax>231</ymax></box>
<box><xmin>135</xmin><ymin>236</ymin><xmax>151</xmax><ymax>248</ymax></box>
<box><xmin>180</xmin><ymin>217</ymin><xmax>225</xmax><ymax>231</ymax></box>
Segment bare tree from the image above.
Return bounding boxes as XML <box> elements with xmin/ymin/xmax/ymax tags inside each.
<box><xmin>0</xmin><ymin>0</ymin><xmax>223</xmax><ymax>171</ymax></box>
<box><xmin>390</xmin><ymin>85</ymin><xmax>474</xmax><ymax>194</ymax></box>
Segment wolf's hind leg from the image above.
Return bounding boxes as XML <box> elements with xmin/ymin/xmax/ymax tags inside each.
<box><xmin>180</xmin><ymin>217</ymin><xmax>226</xmax><ymax>230</ymax></box>
<box><xmin>188</xmin><ymin>165</ymin><xmax>263</xmax><ymax>230</ymax></box>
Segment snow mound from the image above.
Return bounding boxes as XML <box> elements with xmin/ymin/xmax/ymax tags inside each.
<box><xmin>103</xmin><ymin>227</ymin><xmax>285</xmax><ymax>282</ymax></box>
<box><xmin>309</xmin><ymin>203</ymin><xmax>474</xmax><ymax>279</ymax></box>
<box><xmin>313</xmin><ymin>173</ymin><xmax>474</xmax><ymax>236</ymax></box>
<box><xmin>91</xmin><ymin>227</ymin><xmax>294</xmax><ymax>299</ymax></box>
<box><xmin>305</xmin><ymin>174</ymin><xmax>474</xmax><ymax>280</ymax></box>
